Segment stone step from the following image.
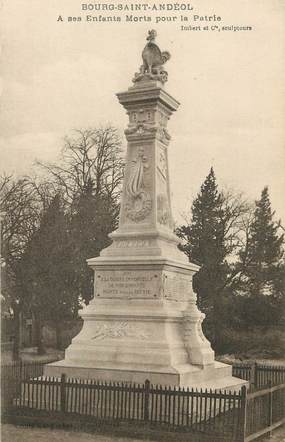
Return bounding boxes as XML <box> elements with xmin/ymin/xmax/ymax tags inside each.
<box><xmin>45</xmin><ymin>359</ymin><xmax>247</xmax><ymax>392</ymax></box>
<box><xmin>189</xmin><ymin>375</ymin><xmax>248</xmax><ymax>392</ymax></box>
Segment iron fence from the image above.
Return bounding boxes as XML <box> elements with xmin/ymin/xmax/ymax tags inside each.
<box><xmin>2</xmin><ymin>359</ymin><xmax>285</xmax><ymax>441</ymax></box>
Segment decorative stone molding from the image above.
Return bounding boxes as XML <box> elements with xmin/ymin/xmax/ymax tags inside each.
<box><xmin>183</xmin><ymin>304</ymin><xmax>215</xmax><ymax>365</ymax></box>
<box><xmin>125</xmin><ymin>147</ymin><xmax>152</xmax><ymax>222</ymax></box>
<box><xmin>91</xmin><ymin>322</ymin><xmax>150</xmax><ymax>340</ymax></box>
<box><xmin>112</xmin><ymin>239</ymin><xmax>151</xmax><ymax>248</ymax></box>
<box><xmin>157</xmin><ymin>146</ymin><xmax>167</xmax><ymax>179</ymax></box>
<box><xmin>125</xmin><ymin>108</ymin><xmax>156</xmax><ymax>137</ymax></box>
<box><xmin>125</xmin><ymin>123</ymin><xmax>154</xmax><ymax>136</ymax></box>
<box><xmin>157</xmin><ymin>193</ymin><xmax>171</xmax><ymax>227</ymax></box>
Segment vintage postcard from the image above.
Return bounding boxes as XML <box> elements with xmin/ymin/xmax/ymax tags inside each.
<box><xmin>0</xmin><ymin>1</ymin><xmax>284</xmax><ymax>441</ymax></box>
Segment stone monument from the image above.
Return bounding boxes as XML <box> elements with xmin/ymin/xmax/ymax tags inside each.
<box><xmin>46</xmin><ymin>31</ymin><xmax>245</xmax><ymax>390</ymax></box>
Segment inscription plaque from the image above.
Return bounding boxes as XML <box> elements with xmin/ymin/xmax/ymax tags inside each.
<box><xmin>95</xmin><ymin>270</ymin><xmax>161</xmax><ymax>299</ymax></box>
<box><xmin>163</xmin><ymin>271</ymin><xmax>192</xmax><ymax>302</ymax></box>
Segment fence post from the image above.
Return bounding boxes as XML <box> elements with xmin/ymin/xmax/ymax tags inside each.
<box><xmin>250</xmin><ymin>362</ymin><xmax>258</xmax><ymax>388</ymax></box>
<box><xmin>19</xmin><ymin>359</ymin><xmax>23</xmax><ymax>380</ymax></box>
<box><xmin>60</xmin><ymin>373</ymin><xmax>66</xmax><ymax>413</ymax></box>
<box><xmin>268</xmin><ymin>380</ymin><xmax>273</xmax><ymax>438</ymax></box>
<box><xmin>18</xmin><ymin>359</ymin><xmax>23</xmax><ymax>397</ymax></box>
<box><xmin>144</xmin><ymin>379</ymin><xmax>150</xmax><ymax>421</ymax></box>
<box><xmin>239</xmin><ymin>385</ymin><xmax>247</xmax><ymax>442</ymax></box>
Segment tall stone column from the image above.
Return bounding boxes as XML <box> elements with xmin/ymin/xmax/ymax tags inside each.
<box><xmin>45</xmin><ymin>31</ymin><xmax>246</xmax><ymax>390</ymax></box>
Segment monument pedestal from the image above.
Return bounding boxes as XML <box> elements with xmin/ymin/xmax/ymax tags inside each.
<box><xmin>45</xmin><ymin>257</ymin><xmax>245</xmax><ymax>390</ymax></box>
<box><xmin>45</xmin><ymin>31</ymin><xmax>247</xmax><ymax>391</ymax></box>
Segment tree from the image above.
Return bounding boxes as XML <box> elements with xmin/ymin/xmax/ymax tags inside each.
<box><xmin>19</xmin><ymin>194</ymin><xmax>79</xmax><ymax>353</ymax></box>
<box><xmin>0</xmin><ymin>175</ymin><xmax>54</xmax><ymax>357</ymax></box>
<box><xmin>177</xmin><ymin>168</ymin><xmax>228</xmax><ymax>342</ymax></box>
<box><xmin>37</xmin><ymin>126</ymin><xmax>124</xmax><ymax>303</ymax></box>
<box><xmin>176</xmin><ymin>168</ymin><xmax>252</xmax><ymax>347</ymax></box>
<box><xmin>236</xmin><ymin>187</ymin><xmax>284</xmax><ymax>324</ymax></box>
<box><xmin>38</xmin><ymin>127</ymin><xmax>124</xmax><ymax>204</ymax></box>
<box><xmin>70</xmin><ymin>178</ymin><xmax>119</xmax><ymax>304</ymax></box>
<box><xmin>244</xmin><ymin>187</ymin><xmax>284</xmax><ymax>292</ymax></box>
<box><xmin>0</xmin><ymin>175</ymin><xmax>56</xmax><ymax>290</ymax></box>
<box><xmin>1</xmin><ymin>126</ymin><xmax>125</xmax><ymax>354</ymax></box>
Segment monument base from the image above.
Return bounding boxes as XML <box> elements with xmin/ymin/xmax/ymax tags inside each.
<box><xmin>44</xmin><ymin>359</ymin><xmax>246</xmax><ymax>391</ymax></box>
<box><xmin>44</xmin><ymin>256</ymin><xmax>247</xmax><ymax>391</ymax></box>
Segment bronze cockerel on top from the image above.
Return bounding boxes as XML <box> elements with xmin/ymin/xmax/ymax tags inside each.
<box><xmin>133</xmin><ymin>30</ymin><xmax>171</xmax><ymax>84</ymax></box>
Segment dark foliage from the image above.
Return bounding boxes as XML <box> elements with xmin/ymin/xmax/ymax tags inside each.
<box><xmin>177</xmin><ymin>168</ymin><xmax>229</xmax><ymax>345</ymax></box>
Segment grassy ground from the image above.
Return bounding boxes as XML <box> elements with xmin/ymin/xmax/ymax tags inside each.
<box><xmin>2</xmin><ymin>423</ymin><xmax>285</xmax><ymax>442</ymax></box>
<box><xmin>1</xmin><ymin>347</ymin><xmax>65</xmax><ymax>365</ymax></box>
<box><xmin>19</xmin><ymin>347</ymin><xmax>65</xmax><ymax>363</ymax></box>
<box><xmin>217</xmin><ymin>354</ymin><xmax>285</xmax><ymax>366</ymax></box>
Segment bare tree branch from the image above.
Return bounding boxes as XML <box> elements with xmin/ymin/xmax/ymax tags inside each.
<box><xmin>36</xmin><ymin>126</ymin><xmax>125</xmax><ymax>205</ymax></box>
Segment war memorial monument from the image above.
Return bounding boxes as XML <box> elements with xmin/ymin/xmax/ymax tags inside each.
<box><xmin>46</xmin><ymin>31</ymin><xmax>245</xmax><ymax>391</ymax></box>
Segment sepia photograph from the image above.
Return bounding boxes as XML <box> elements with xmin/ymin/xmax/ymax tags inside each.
<box><xmin>0</xmin><ymin>1</ymin><xmax>284</xmax><ymax>441</ymax></box>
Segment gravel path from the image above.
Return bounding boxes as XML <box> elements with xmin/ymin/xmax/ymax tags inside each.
<box><xmin>1</xmin><ymin>424</ymin><xmax>148</xmax><ymax>442</ymax></box>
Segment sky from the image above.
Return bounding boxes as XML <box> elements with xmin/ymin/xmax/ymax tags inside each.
<box><xmin>0</xmin><ymin>0</ymin><xmax>284</xmax><ymax>224</ymax></box>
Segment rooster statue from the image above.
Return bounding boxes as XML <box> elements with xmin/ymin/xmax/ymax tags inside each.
<box><xmin>133</xmin><ymin>30</ymin><xmax>171</xmax><ymax>84</ymax></box>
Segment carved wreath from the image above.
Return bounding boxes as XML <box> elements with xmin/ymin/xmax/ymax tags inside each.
<box><xmin>91</xmin><ymin>322</ymin><xmax>150</xmax><ymax>340</ymax></box>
